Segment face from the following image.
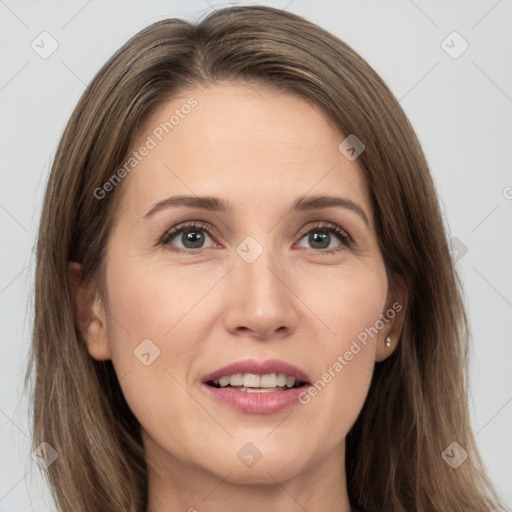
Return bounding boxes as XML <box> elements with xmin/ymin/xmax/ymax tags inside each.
<box><xmin>74</xmin><ymin>82</ymin><xmax>405</xmax><ymax>490</ymax></box>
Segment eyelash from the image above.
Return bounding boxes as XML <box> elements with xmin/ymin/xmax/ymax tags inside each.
<box><xmin>160</xmin><ymin>220</ymin><xmax>354</xmax><ymax>255</ymax></box>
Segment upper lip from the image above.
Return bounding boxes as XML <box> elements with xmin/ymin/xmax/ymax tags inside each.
<box><xmin>202</xmin><ymin>358</ymin><xmax>311</xmax><ymax>383</ymax></box>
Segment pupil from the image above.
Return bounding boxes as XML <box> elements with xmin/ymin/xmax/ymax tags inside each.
<box><xmin>309</xmin><ymin>231</ymin><xmax>329</xmax><ymax>249</ymax></box>
<box><xmin>182</xmin><ymin>230</ymin><xmax>204</xmax><ymax>248</ymax></box>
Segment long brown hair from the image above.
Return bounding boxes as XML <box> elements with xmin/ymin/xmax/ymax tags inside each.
<box><xmin>27</xmin><ymin>5</ymin><xmax>506</xmax><ymax>511</ymax></box>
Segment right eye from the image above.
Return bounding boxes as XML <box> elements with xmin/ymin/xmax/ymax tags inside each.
<box><xmin>161</xmin><ymin>221</ymin><xmax>218</xmax><ymax>253</ymax></box>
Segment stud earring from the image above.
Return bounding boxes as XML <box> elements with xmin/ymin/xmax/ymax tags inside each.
<box><xmin>385</xmin><ymin>336</ymin><xmax>392</xmax><ymax>349</ymax></box>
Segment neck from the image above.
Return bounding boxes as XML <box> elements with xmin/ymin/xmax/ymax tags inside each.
<box><xmin>143</xmin><ymin>433</ymin><xmax>353</xmax><ymax>512</ymax></box>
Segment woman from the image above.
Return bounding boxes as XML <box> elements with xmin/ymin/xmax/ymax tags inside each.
<box><xmin>28</xmin><ymin>5</ymin><xmax>506</xmax><ymax>512</ymax></box>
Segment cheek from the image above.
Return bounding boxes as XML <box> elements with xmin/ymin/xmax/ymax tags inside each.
<box><xmin>103</xmin><ymin>248</ymin><xmax>225</xmax><ymax>348</ymax></box>
<box><xmin>294</xmin><ymin>266</ymin><xmax>387</xmax><ymax>436</ymax></box>
<box><xmin>99</xmin><ymin>248</ymin><xmax>227</xmax><ymax>419</ymax></box>
<box><xmin>98</xmin><ymin>255</ymin><xmax>209</xmax><ymax>450</ymax></box>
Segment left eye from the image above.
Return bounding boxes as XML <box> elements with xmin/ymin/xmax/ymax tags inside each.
<box><xmin>296</xmin><ymin>223</ymin><xmax>352</xmax><ymax>252</ymax></box>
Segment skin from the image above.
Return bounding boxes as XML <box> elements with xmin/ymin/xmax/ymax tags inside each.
<box><xmin>70</xmin><ymin>82</ymin><xmax>407</xmax><ymax>512</ymax></box>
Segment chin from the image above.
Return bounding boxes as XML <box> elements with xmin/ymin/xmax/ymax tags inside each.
<box><xmin>200</xmin><ymin>441</ymin><xmax>313</xmax><ymax>485</ymax></box>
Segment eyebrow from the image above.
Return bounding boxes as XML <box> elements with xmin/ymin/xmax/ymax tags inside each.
<box><xmin>143</xmin><ymin>194</ymin><xmax>369</xmax><ymax>226</ymax></box>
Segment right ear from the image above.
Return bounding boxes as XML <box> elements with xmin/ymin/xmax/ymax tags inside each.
<box><xmin>67</xmin><ymin>262</ymin><xmax>112</xmax><ymax>361</ymax></box>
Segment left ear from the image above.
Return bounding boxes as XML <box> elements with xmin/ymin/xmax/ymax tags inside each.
<box><xmin>375</xmin><ymin>276</ymin><xmax>408</xmax><ymax>362</ymax></box>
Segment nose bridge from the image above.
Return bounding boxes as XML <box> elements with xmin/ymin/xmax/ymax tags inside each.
<box><xmin>235</xmin><ymin>234</ymin><xmax>286</xmax><ymax>304</ymax></box>
<box><xmin>223</xmin><ymin>233</ymin><xmax>298</xmax><ymax>338</ymax></box>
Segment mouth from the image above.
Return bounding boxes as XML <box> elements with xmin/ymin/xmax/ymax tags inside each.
<box><xmin>205</xmin><ymin>372</ymin><xmax>310</xmax><ymax>393</ymax></box>
<box><xmin>200</xmin><ymin>359</ymin><xmax>312</xmax><ymax>413</ymax></box>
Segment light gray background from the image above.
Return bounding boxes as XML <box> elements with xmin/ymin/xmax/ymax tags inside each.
<box><xmin>1</xmin><ymin>1</ymin><xmax>511</xmax><ymax>510</ymax></box>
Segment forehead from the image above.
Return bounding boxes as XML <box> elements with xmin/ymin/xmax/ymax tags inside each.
<box><xmin>116</xmin><ymin>82</ymin><xmax>372</xmax><ymax>221</ymax></box>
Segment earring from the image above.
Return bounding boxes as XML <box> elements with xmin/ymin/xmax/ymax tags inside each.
<box><xmin>385</xmin><ymin>336</ymin><xmax>392</xmax><ymax>349</ymax></box>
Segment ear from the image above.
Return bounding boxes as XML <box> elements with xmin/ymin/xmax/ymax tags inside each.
<box><xmin>67</xmin><ymin>262</ymin><xmax>112</xmax><ymax>361</ymax></box>
<box><xmin>375</xmin><ymin>276</ymin><xmax>408</xmax><ymax>363</ymax></box>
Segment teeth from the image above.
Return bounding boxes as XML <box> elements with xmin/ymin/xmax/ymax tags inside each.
<box><xmin>230</xmin><ymin>373</ymin><xmax>244</xmax><ymax>386</ymax></box>
<box><xmin>276</xmin><ymin>374</ymin><xmax>287</xmax><ymax>386</ymax></box>
<box><xmin>261</xmin><ymin>374</ymin><xmax>277</xmax><ymax>387</ymax></box>
<box><xmin>217</xmin><ymin>373</ymin><xmax>297</xmax><ymax>389</ymax></box>
<box><xmin>219</xmin><ymin>376</ymin><xmax>231</xmax><ymax>387</ymax></box>
<box><xmin>243</xmin><ymin>373</ymin><xmax>261</xmax><ymax>388</ymax></box>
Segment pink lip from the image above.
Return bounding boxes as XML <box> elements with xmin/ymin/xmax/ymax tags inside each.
<box><xmin>201</xmin><ymin>384</ymin><xmax>308</xmax><ymax>414</ymax></box>
<box><xmin>200</xmin><ymin>358</ymin><xmax>311</xmax><ymax>415</ymax></box>
<box><xmin>201</xmin><ymin>358</ymin><xmax>310</xmax><ymax>383</ymax></box>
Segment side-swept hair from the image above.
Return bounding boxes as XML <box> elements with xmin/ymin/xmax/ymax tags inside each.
<box><xmin>28</xmin><ymin>6</ymin><xmax>505</xmax><ymax>511</ymax></box>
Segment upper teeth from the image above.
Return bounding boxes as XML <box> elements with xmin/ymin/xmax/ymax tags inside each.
<box><xmin>216</xmin><ymin>373</ymin><xmax>296</xmax><ymax>388</ymax></box>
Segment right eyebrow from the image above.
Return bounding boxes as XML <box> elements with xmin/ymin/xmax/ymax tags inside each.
<box><xmin>143</xmin><ymin>195</ymin><xmax>235</xmax><ymax>218</ymax></box>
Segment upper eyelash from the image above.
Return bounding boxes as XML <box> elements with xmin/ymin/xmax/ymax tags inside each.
<box><xmin>160</xmin><ymin>221</ymin><xmax>353</xmax><ymax>253</ymax></box>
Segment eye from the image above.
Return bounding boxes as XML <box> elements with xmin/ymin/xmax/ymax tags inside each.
<box><xmin>296</xmin><ymin>222</ymin><xmax>353</xmax><ymax>254</ymax></box>
<box><xmin>160</xmin><ymin>220</ymin><xmax>353</xmax><ymax>255</ymax></box>
<box><xmin>160</xmin><ymin>221</ymin><xmax>217</xmax><ymax>252</ymax></box>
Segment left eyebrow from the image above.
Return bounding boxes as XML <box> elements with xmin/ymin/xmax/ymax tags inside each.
<box><xmin>142</xmin><ymin>193</ymin><xmax>369</xmax><ymax>226</ymax></box>
<box><xmin>292</xmin><ymin>194</ymin><xmax>370</xmax><ymax>226</ymax></box>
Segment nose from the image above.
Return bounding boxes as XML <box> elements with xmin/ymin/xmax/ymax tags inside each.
<box><xmin>222</xmin><ymin>245</ymin><xmax>299</xmax><ymax>341</ymax></box>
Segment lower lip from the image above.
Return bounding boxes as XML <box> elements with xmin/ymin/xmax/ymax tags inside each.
<box><xmin>201</xmin><ymin>383</ymin><xmax>307</xmax><ymax>414</ymax></box>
